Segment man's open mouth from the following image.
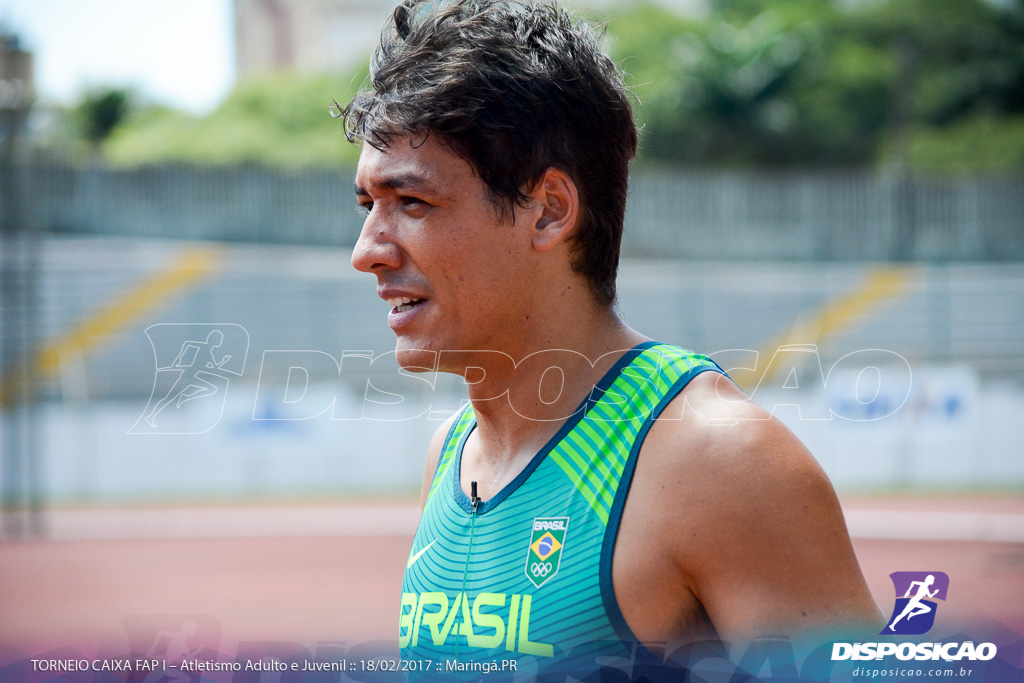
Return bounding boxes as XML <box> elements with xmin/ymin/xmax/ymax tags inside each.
<box><xmin>386</xmin><ymin>297</ymin><xmax>426</xmax><ymax>313</ymax></box>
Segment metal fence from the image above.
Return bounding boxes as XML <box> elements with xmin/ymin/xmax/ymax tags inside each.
<box><xmin>12</xmin><ymin>163</ymin><xmax>1024</xmax><ymax>261</ymax></box>
<box><xmin>623</xmin><ymin>171</ymin><xmax>1024</xmax><ymax>261</ymax></box>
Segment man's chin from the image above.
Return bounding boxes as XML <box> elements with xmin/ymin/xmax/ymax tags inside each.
<box><xmin>395</xmin><ymin>347</ymin><xmax>439</xmax><ymax>372</ymax></box>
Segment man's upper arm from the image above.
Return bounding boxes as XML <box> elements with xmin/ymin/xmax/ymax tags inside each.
<box><xmin>420</xmin><ymin>413</ymin><xmax>457</xmax><ymax>509</ymax></box>
<box><xmin>652</xmin><ymin>372</ymin><xmax>883</xmax><ymax>640</ymax></box>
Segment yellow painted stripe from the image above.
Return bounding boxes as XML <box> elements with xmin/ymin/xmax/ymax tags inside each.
<box><xmin>740</xmin><ymin>267</ymin><xmax>913</xmax><ymax>390</ymax></box>
<box><xmin>2</xmin><ymin>246</ymin><xmax>222</xmax><ymax>403</ymax></box>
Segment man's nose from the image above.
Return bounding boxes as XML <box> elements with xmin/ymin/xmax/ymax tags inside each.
<box><xmin>351</xmin><ymin>211</ymin><xmax>401</xmax><ymax>273</ymax></box>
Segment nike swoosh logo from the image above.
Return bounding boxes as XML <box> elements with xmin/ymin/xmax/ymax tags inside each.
<box><xmin>407</xmin><ymin>540</ymin><xmax>436</xmax><ymax>569</ymax></box>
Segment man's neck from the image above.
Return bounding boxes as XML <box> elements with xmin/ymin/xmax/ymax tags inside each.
<box><xmin>459</xmin><ymin>304</ymin><xmax>648</xmax><ymax>472</ymax></box>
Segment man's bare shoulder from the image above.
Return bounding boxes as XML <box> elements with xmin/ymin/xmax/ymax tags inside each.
<box><xmin>643</xmin><ymin>369</ymin><xmax>829</xmax><ymax>497</ymax></box>
<box><xmin>638</xmin><ymin>371</ymin><xmax>837</xmax><ymax>563</ymax></box>
<box><xmin>646</xmin><ymin>369</ymin><xmax>826</xmax><ymax>484</ymax></box>
<box><xmin>629</xmin><ymin>370</ymin><xmax>882</xmax><ymax>639</ymax></box>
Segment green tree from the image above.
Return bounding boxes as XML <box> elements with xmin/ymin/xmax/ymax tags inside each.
<box><xmin>77</xmin><ymin>88</ymin><xmax>130</xmax><ymax>149</ymax></box>
<box><xmin>851</xmin><ymin>0</ymin><xmax>1024</xmax><ymax>172</ymax></box>
<box><xmin>604</xmin><ymin>0</ymin><xmax>1024</xmax><ymax>171</ymax></box>
<box><xmin>103</xmin><ymin>68</ymin><xmax>368</xmax><ymax>168</ymax></box>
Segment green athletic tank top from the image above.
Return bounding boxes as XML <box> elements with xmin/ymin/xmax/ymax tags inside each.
<box><xmin>399</xmin><ymin>342</ymin><xmax>726</xmax><ymax>680</ymax></box>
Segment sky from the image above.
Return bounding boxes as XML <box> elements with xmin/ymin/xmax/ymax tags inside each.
<box><xmin>0</xmin><ymin>0</ymin><xmax>234</xmax><ymax>113</ymax></box>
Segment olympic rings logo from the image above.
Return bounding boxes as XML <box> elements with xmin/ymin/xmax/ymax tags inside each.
<box><xmin>530</xmin><ymin>561</ymin><xmax>553</xmax><ymax>577</ymax></box>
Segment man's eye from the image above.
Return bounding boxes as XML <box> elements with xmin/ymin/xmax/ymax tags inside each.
<box><xmin>356</xmin><ymin>202</ymin><xmax>373</xmax><ymax>215</ymax></box>
<box><xmin>400</xmin><ymin>196</ymin><xmax>427</xmax><ymax>208</ymax></box>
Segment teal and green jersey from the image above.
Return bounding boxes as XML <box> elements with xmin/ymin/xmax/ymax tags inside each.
<box><xmin>399</xmin><ymin>342</ymin><xmax>727</xmax><ymax>679</ymax></box>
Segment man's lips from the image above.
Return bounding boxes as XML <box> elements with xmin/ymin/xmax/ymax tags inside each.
<box><xmin>379</xmin><ymin>288</ymin><xmax>429</xmax><ymax>328</ymax></box>
<box><xmin>385</xmin><ymin>295</ymin><xmax>427</xmax><ymax>312</ymax></box>
<box><xmin>379</xmin><ymin>288</ymin><xmax>429</xmax><ymax>311</ymax></box>
<box><xmin>379</xmin><ymin>286</ymin><xmax>427</xmax><ymax>300</ymax></box>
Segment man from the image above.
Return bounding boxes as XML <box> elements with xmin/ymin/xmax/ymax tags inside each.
<box><xmin>340</xmin><ymin>0</ymin><xmax>881</xmax><ymax>677</ymax></box>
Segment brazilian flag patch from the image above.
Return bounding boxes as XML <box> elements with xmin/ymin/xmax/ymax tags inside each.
<box><xmin>525</xmin><ymin>517</ymin><xmax>569</xmax><ymax>588</ymax></box>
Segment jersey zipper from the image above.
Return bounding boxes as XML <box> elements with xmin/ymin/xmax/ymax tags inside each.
<box><xmin>455</xmin><ymin>480</ymin><xmax>480</xmax><ymax>658</ymax></box>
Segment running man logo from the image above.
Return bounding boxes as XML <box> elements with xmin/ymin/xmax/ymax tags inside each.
<box><xmin>130</xmin><ymin>324</ymin><xmax>249</xmax><ymax>434</ymax></box>
<box><xmin>121</xmin><ymin>613</ymin><xmax>221</xmax><ymax>666</ymax></box>
<box><xmin>883</xmin><ymin>571</ymin><xmax>950</xmax><ymax>635</ymax></box>
<box><xmin>525</xmin><ymin>517</ymin><xmax>569</xmax><ymax>588</ymax></box>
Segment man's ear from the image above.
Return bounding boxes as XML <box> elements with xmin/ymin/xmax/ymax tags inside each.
<box><xmin>531</xmin><ymin>167</ymin><xmax>579</xmax><ymax>252</ymax></box>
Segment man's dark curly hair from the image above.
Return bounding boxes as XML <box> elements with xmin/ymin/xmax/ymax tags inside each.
<box><xmin>339</xmin><ymin>0</ymin><xmax>638</xmax><ymax>307</ymax></box>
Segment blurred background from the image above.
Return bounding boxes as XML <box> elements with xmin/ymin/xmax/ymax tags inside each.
<box><xmin>0</xmin><ymin>0</ymin><xmax>1022</xmax><ymax>666</ymax></box>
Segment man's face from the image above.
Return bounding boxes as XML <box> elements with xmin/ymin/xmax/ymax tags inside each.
<box><xmin>352</xmin><ymin>135</ymin><xmax>537</xmax><ymax>369</ymax></box>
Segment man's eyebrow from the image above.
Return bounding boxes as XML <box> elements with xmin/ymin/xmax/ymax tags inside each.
<box><xmin>353</xmin><ymin>173</ymin><xmax>436</xmax><ymax>196</ymax></box>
